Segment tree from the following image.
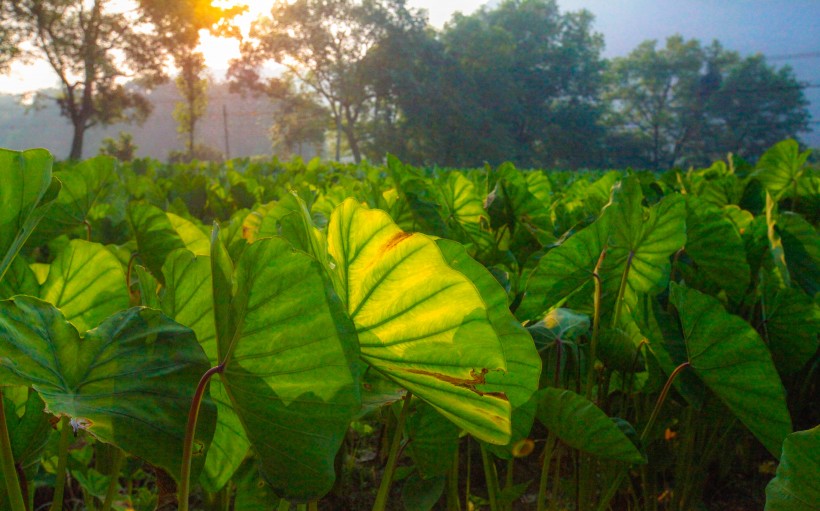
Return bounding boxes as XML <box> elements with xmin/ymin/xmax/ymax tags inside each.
<box><xmin>370</xmin><ymin>0</ymin><xmax>607</xmax><ymax>167</ymax></box>
<box><xmin>606</xmin><ymin>36</ymin><xmax>811</xmax><ymax>167</ymax></box>
<box><xmin>1</xmin><ymin>0</ymin><xmax>242</xmax><ymax>160</ymax></box>
<box><xmin>235</xmin><ymin>0</ymin><xmax>424</xmax><ymax>163</ymax></box>
<box><xmin>269</xmin><ymin>82</ymin><xmax>329</xmax><ymax>159</ymax></box>
<box><xmin>703</xmin><ymin>55</ymin><xmax>810</xmax><ymax>159</ymax></box>
<box><xmin>605</xmin><ymin>35</ymin><xmax>705</xmax><ymax>169</ymax></box>
<box><xmin>99</xmin><ymin>131</ymin><xmax>138</xmax><ymax>161</ymax></box>
<box><xmin>172</xmin><ymin>52</ymin><xmax>209</xmax><ymax>157</ymax></box>
<box><xmin>141</xmin><ymin>0</ymin><xmax>244</xmax><ymax>160</ymax></box>
<box><xmin>2</xmin><ymin>1</ymin><xmax>169</xmax><ymax>159</ymax></box>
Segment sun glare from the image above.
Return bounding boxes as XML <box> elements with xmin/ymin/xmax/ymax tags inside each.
<box><xmin>198</xmin><ymin>1</ymin><xmax>272</xmax><ymax>71</ymax></box>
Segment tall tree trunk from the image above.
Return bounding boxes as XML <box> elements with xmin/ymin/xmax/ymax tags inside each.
<box><xmin>69</xmin><ymin>121</ymin><xmax>85</xmax><ymax>160</ymax></box>
<box><xmin>335</xmin><ymin>115</ymin><xmax>342</xmax><ymax>162</ymax></box>
<box><xmin>345</xmin><ymin>123</ymin><xmax>361</xmax><ymax>163</ymax></box>
<box><xmin>343</xmin><ymin>107</ymin><xmax>361</xmax><ymax>163</ymax></box>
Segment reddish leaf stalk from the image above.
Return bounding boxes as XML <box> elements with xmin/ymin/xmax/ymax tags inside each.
<box><xmin>179</xmin><ymin>363</ymin><xmax>224</xmax><ymax>511</ymax></box>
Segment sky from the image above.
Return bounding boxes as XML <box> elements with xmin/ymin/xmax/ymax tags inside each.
<box><xmin>2</xmin><ymin>0</ymin><xmax>818</xmax><ymax>142</ymax></box>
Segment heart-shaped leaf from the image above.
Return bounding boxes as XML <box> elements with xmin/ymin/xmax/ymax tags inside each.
<box><xmin>159</xmin><ymin>249</ymin><xmax>250</xmax><ymax>492</ymax></box>
<box><xmin>327</xmin><ymin>199</ymin><xmax>511</xmax><ymax>445</ymax></box>
<box><xmin>30</xmin><ymin>155</ymin><xmax>117</xmax><ymax>244</ymax></box>
<box><xmin>437</xmin><ymin>238</ymin><xmax>540</xmax><ymax>455</ymax></box>
<box><xmin>39</xmin><ymin>239</ymin><xmax>129</xmax><ymax>333</ymax></box>
<box><xmin>535</xmin><ymin>387</ymin><xmax>645</xmax><ymax>463</ymax></box>
<box><xmin>129</xmin><ymin>203</ymin><xmax>209</xmax><ymax>283</ymax></box>
<box><xmin>683</xmin><ymin>196</ymin><xmax>750</xmax><ymax>300</ymax></box>
<box><xmin>0</xmin><ymin>296</ymin><xmax>216</xmax><ymax>480</ymax></box>
<box><xmin>0</xmin><ymin>148</ymin><xmax>60</xmax><ymax>282</ymax></box>
<box><xmin>765</xmin><ymin>426</ymin><xmax>820</xmax><ymax>510</ymax></box>
<box><xmin>211</xmin><ymin>232</ymin><xmax>361</xmax><ymax>499</ymax></box>
<box><xmin>669</xmin><ymin>283</ymin><xmax>791</xmax><ymax>457</ymax></box>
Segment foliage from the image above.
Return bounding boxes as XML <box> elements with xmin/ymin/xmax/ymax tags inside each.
<box><xmin>235</xmin><ymin>0</ymin><xmax>424</xmax><ymax>163</ymax></box>
<box><xmin>99</xmin><ymin>131</ymin><xmax>138</xmax><ymax>161</ymax></box>
<box><xmin>0</xmin><ymin>142</ymin><xmax>817</xmax><ymax>510</ymax></box>
<box><xmin>606</xmin><ymin>36</ymin><xmax>810</xmax><ymax>168</ymax></box>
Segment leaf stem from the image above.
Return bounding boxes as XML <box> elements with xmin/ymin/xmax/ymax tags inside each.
<box><xmin>479</xmin><ymin>443</ymin><xmax>499</xmax><ymax>511</ymax></box>
<box><xmin>0</xmin><ymin>391</ymin><xmax>27</xmax><ymax>511</ymax></box>
<box><xmin>595</xmin><ymin>361</ymin><xmax>690</xmax><ymax>511</ymax></box>
<box><xmin>179</xmin><ymin>364</ymin><xmax>224</xmax><ymax>511</ymax></box>
<box><xmin>49</xmin><ymin>416</ymin><xmax>72</xmax><ymax>511</ymax></box>
<box><xmin>372</xmin><ymin>392</ymin><xmax>412</xmax><ymax>511</ymax></box>
<box><xmin>100</xmin><ymin>448</ymin><xmax>125</xmax><ymax>511</ymax></box>
<box><xmin>447</xmin><ymin>442</ymin><xmax>461</xmax><ymax>511</ymax></box>
<box><xmin>536</xmin><ymin>431</ymin><xmax>557</xmax><ymax>511</ymax></box>
<box><xmin>587</xmin><ymin>247</ymin><xmax>607</xmax><ymax>401</ymax></box>
<box><xmin>611</xmin><ymin>250</ymin><xmax>634</xmax><ymax>329</ymax></box>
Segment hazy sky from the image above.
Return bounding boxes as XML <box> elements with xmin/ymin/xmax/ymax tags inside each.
<box><xmin>2</xmin><ymin>0</ymin><xmax>818</xmax><ymax>142</ymax></box>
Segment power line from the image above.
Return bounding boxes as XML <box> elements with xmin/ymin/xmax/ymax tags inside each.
<box><xmin>764</xmin><ymin>51</ymin><xmax>820</xmax><ymax>61</ymax></box>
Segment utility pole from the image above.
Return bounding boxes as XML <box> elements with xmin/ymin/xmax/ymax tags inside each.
<box><xmin>223</xmin><ymin>104</ymin><xmax>231</xmax><ymax>159</ymax></box>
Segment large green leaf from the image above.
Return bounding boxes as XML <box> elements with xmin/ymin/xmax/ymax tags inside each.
<box><xmin>0</xmin><ymin>257</ymin><xmax>39</xmax><ymax>299</ymax></box>
<box><xmin>760</xmin><ymin>271</ymin><xmax>820</xmax><ymax>374</ymax></box>
<box><xmin>0</xmin><ymin>296</ymin><xmax>216</xmax><ymax>480</ymax></box>
<box><xmin>683</xmin><ymin>196</ymin><xmax>750</xmax><ymax>300</ymax></box>
<box><xmin>777</xmin><ymin>212</ymin><xmax>819</xmax><ymax>297</ymax></box>
<box><xmin>406</xmin><ymin>400</ymin><xmax>461</xmax><ymax>479</ymax></box>
<box><xmin>128</xmin><ymin>203</ymin><xmax>209</xmax><ymax>284</ymax></box>
<box><xmin>437</xmin><ymin>239</ymin><xmax>540</xmax><ymax>455</ymax></box>
<box><xmin>669</xmin><ymin>284</ymin><xmax>791</xmax><ymax>457</ymax></box>
<box><xmin>159</xmin><ymin>249</ymin><xmax>249</xmax><ymax>492</ymax></box>
<box><xmin>753</xmin><ymin>139</ymin><xmax>811</xmax><ymax>201</ymax></box>
<box><xmin>765</xmin><ymin>426</ymin><xmax>820</xmax><ymax>511</ymax></box>
<box><xmin>605</xmin><ymin>177</ymin><xmax>685</xmax><ymax>314</ymax></box>
<box><xmin>39</xmin><ymin>239</ymin><xmax>129</xmax><ymax>333</ymax></box>
<box><xmin>30</xmin><ymin>155</ymin><xmax>117</xmax><ymax>244</ymax></box>
<box><xmin>521</xmin><ymin>210</ymin><xmax>610</xmax><ymax>319</ymax></box>
<box><xmin>0</xmin><ymin>148</ymin><xmax>60</xmax><ymax>282</ymax></box>
<box><xmin>327</xmin><ymin>199</ymin><xmax>511</xmax><ymax>445</ymax></box>
<box><xmin>535</xmin><ymin>387</ymin><xmax>644</xmax><ymax>463</ymax></box>
<box><xmin>211</xmin><ymin>232</ymin><xmax>361</xmax><ymax>499</ymax></box>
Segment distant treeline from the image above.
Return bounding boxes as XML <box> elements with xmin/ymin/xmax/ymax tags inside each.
<box><xmin>1</xmin><ymin>0</ymin><xmax>813</xmax><ymax>168</ymax></box>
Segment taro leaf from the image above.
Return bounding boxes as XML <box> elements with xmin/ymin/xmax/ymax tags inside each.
<box><xmin>211</xmin><ymin>232</ymin><xmax>361</xmax><ymax>500</ymax></box>
<box><xmin>683</xmin><ymin>196</ymin><xmax>751</xmax><ymax>300</ymax></box>
<box><xmin>0</xmin><ymin>296</ymin><xmax>216</xmax><ymax>480</ymax></box>
<box><xmin>406</xmin><ymin>400</ymin><xmax>461</xmax><ymax>479</ymax></box>
<box><xmin>128</xmin><ymin>203</ymin><xmax>209</xmax><ymax>283</ymax></box>
<box><xmin>159</xmin><ymin>249</ymin><xmax>249</xmax><ymax>492</ymax></box>
<box><xmin>534</xmin><ymin>387</ymin><xmax>645</xmax><ymax>463</ymax></box>
<box><xmin>327</xmin><ymin>199</ymin><xmax>511</xmax><ymax>445</ymax></box>
<box><xmin>765</xmin><ymin>194</ymin><xmax>792</xmax><ymax>289</ymax></box>
<box><xmin>521</xmin><ymin>210</ymin><xmax>610</xmax><ymax>320</ymax></box>
<box><xmin>777</xmin><ymin>212</ymin><xmax>819</xmax><ymax>297</ymax></box>
<box><xmin>0</xmin><ymin>148</ymin><xmax>60</xmax><ymax>283</ymax></box>
<box><xmin>30</xmin><ymin>155</ymin><xmax>117</xmax><ymax>243</ymax></box>
<box><xmin>232</xmin><ymin>459</ymin><xmax>280</xmax><ymax>511</ymax></box>
<box><xmin>760</xmin><ymin>271</ymin><xmax>820</xmax><ymax>374</ymax></box>
<box><xmin>633</xmin><ymin>295</ymin><xmax>705</xmax><ymax>409</ymax></box>
<box><xmin>605</xmin><ymin>177</ymin><xmax>685</xmax><ymax>314</ymax></box>
<box><xmin>4</xmin><ymin>388</ymin><xmax>50</xmax><ymax>471</ymax></box>
<box><xmin>402</xmin><ymin>472</ymin><xmax>445</xmax><ymax>511</ymax></box>
<box><xmin>527</xmin><ymin>308</ymin><xmax>590</xmax><ymax>352</ymax></box>
<box><xmin>437</xmin><ymin>239</ymin><xmax>540</xmax><ymax>455</ymax></box>
<box><xmin>597</xmin><ymin>327</ymin><xmax>641</xmax><ymax>373</ymax></box>
<box><xmin>0</xmin><ymin>387</ymin><xmax>52</xmax><ymax>511</ymax></box>
<box><xmin>39</xmin><ymin>239</ymin><xmax>129</xmax><ymax>333</ymax></box>
<box><xmin>438</xmin><ymin>172</ymin><xmax>493</xmax><ymax>255</ymax></box>
<box><xmin>0</xmin><ymin>257</ymin><xmax>39</xmax><ymax>299</ymax></box>
<box><xmin>753</xmin><ymin>139</ymin><xmax>811</xmax><ymax>201</ymax></box>
<box><xmin>669</xmin><ymin>283</ymin><xmax>791</xmax><ymax>457</ymax></box>
<box><xmin>764</xmin><ymin>426</ymin><xmax>820</xmax><ymax>511</ymax></box>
